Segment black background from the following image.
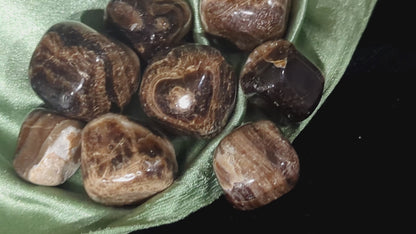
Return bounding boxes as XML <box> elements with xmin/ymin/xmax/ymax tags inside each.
<box><xmin>138</xmin><ymin>1</ymin><xmax>414</xmax><ymax>233</ymax></box>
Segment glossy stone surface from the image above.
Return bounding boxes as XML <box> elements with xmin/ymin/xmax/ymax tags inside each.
<box><xmin>105</xmin><ymin>0</ymin><xmax>192</xmax><ymax>62</ymax></box>
<box><xmin>13</xmin><ymin>109</ymin><xmax>83</xmax><ymax>186</ymax></box>
<box><xmin>29</xmin><ymin>21</ymin><xmax>141</xmax><ymax>121</ymax></box>
<box><xmin>213</xmin><ymin>120</ymin><xmax>299</xmax><ymax>210</ymax></box>
<box><xmin>81</xmin><ymin>113</ymin><xmax>177</xmax><ymax>206</ymax></box>
<box><xmin>139</xmin><ymin>44</ymin><xmax>237</xmax><ymax>138</ymax></box>
<box><xmin>200</xmin><ymin>0</ymin><xmax>291</xmax><ymax>51</ymax></box>
<box><xmin>240</xmin><ymin>40</ymin><xmax>325</xmax><ymax>121</ymax></box>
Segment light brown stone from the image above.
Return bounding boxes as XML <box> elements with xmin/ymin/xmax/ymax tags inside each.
<box><xmin>13</xmin><ymin>109</ymin><xmax>83</xmax><ymax>186</ymax></box>
<box><xmin>213</xmin><ymin>120</ymin><xmax>299</xmax><ymax>210</ymax></box>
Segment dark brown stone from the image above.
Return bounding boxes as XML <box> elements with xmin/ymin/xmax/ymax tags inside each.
<box><xmin>213</xmin><ymin>120</ymin><xmax>299</xmax><ymax>210</ymax></box>
<box><xmin>29</xmin><ymin>21</ymin><xmax>141</xmax><ymax>121</ymax></box>
<box><xmin>81</xmin><ymin>113</ymin><xmax>177</xmax><ymax>206</ymax></box>
<box><xmin>139</xmin><ymin>44</ymin><xmax>237</xmax><ymax>138</ymax></box>
<box><xmin>240</xmin><ymin>39</ymin><xmax>325</xmax><ymax>122</ymax></box>
<box><xmin>105</xmin><ymin>0</ymin><xmax>192</xmax><ymax>62</ymax></box>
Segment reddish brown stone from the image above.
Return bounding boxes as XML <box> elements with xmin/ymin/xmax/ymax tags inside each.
<box><xmin>240</xmin><ymin>39</ymin><xmax>325</xmax><ymax>121</ymax></box>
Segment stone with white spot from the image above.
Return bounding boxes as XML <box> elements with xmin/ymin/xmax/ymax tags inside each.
<box><xmin>13</xmin><ymin>109</ymin><xmax>84</xmax><ymax>186</ymax></box>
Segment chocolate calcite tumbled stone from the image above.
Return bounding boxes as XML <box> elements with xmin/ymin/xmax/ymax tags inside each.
<box><xmin>81</xmin><ymin>113</ymin><xmax>177</xmax><ymax>206</ymax></box>
<box><xmin>139</xmin><ymin>44</ymin><xmax>237</xmax><ymax>138</ymax></box>
<box><xmin>213</xmin><ymin>120</ymin><xmax>299</xmax><ymax>210</ymax></box>
<box><xmin>29</xmin><ymin>21</ymin><xmax>141</xmax><ymax>121</ymax></box>
<box><xmin>105</xmin><ymin>0</ymin><xmax>192</xmax><ymax>62</ymax></box>
<box><xmin>13</xmin><ymin>109</ymin><xmax>83</xmax><ymax>186</ymax></box>
<box><xmin>200</xmin><ymin>0</ymin><xmax>291</xmax><ymax>51</ymax></box>
<box><xmin>240</xmin><ymin>39</ymin><xmax>325</xmax><ymax>122</ymax></box>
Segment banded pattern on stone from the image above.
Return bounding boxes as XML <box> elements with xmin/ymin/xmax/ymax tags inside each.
<box><xmin>139</xmin><ymin>44</ymin><xmax>237</xmax><ymax>138</ymax></box>
<box><xmin>200</xmin><ymin>0</ymin><xmax>291</xmax><ymax>51</ymax></box>
<box><xmin>13</xmin><ymin>109</ymin><xmax>83</xmax><ymax>186</ymax></box>
<box><xmin>29</xmin><ymin>21</ymin><xmax>141</xmax><ymax>121</ymax></box>
<box><xmin>81</xmin><ymin>113</ymin><xmax>177</xmax><ymax>206</ymax></box>
<box><xmin>213</xmin><ymin>120</ymin><xmax>299</xmax><ymax>210</ymax></box>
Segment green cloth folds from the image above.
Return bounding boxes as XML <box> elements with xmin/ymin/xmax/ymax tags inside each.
<box><xmin>0</xmin><ymin>0</ymin><xmax>376</xmax><ymax>233</ymax></box>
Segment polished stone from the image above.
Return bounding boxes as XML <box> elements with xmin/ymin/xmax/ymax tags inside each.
<box><xmin>240</xmin><ymin>39</ymin><xmax>325</xmax><ymax>122</ymax></box>
<box><xmin>105</xmin><ymin>0</ymin><xmax>192</xmax><ymax>62</ymax></box>
<box><xmin>13</xmin><ymin>109</ymin><xmax>84</xmax><ymax>186</ymax></box>
<box><xmin>81</xmin><ymin>113</ymin><xmax>177</xmax><ymax>206</ymax></box>
<box><xmin>200</xmin><ymin>0</ymin><xmax>291</xmax><ymax>51</ymax></box>
<box><xmin>29</xmin><ymin>21</ymin><xmax>141</xmax><ymax>121</ymax></box>
<box><xmin>213</xmin><ymin>120</ymin><xmax>299</xmax><ymax>210</ymax></box>
<box><xmin>140</xmin><ymin>44</ymin><xmax>237</xmax><ymax>138</ymax></box>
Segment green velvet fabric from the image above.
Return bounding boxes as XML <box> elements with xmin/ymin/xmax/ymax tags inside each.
<box><xmin>0</xmin><ymin>0</ymin><xmax>376</xmax><ymax>233</ymax></box>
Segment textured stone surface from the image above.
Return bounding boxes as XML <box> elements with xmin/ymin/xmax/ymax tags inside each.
<box><xmin>105</xmin><ymin>0</ymin><xmax>192</xmax><ymax>62</ymax></box>
<box><xmin>13</xmin><ymin>109</ymin><xmax>83</xmax><ymax>186</ymax></box>
<box><xmin>81</xmin><ymin>113</ymin><xmax>177</xmax><ymax>206</ymax></box>
<box><xmin>29</xmin><ymin>21</ymin><xmax>141</xmax><ymax>121</ymax></box>
<box><xmin>240</xmin><ymin>39</ymin><xmax>325</xmax><ymax>121</ymax></box>
<box><xmin>200</xmin><ymin>0</ymin><xmax>291</xmax><ymax>51</ymax></box>
<box><xmin>213</xmin><ymin>120</ymin><xmax>299</xmax><ymax>210</ymax></box>
<box><xmin>139</xmin><ymin>44</ymin><xmax>237</xmax><ymax>138</ymax></box>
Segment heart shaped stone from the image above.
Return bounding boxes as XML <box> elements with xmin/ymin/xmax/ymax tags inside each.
<box><xmin>139</xmin><ymin>44</ymin><xmax>237</xmax><ymax>138</ymax></box>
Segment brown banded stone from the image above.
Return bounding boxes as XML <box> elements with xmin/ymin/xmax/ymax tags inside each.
<box><xmin>105</xmin><ymin>0</ymin><xmax>192</xmax><ymax>62</ymax></box>
<box><xmin>139</xmin><ymin>44</ymin><xmax>237</xmax><ymax>138</ymax></box>
<box><xmin>29</xmin><ymin>21</ymin><xmax>141</xmax><ymax>121</ymax></box>
<box><xmin>81</xmin><ymin>113</ymin><xmax>177</xmax><ymax>206</ymax></box>
<box><xmin>200</xmin><ymin>0</ymin><xmax>291</xmax><ymax>51</ymax></box>
<box><xmin>13</xmin><ymin>109</ymin><xmax>84</xmax><ymax>186</ymax></box>
<box><xmin>213</xmin><ymin>120</ymin><xmax>299</xmax><ymax>210</ymax></box>
<box><xmin>240</xmin><ymin>39</ymin><xmax>325</xmax><ymax>122</ymax></box>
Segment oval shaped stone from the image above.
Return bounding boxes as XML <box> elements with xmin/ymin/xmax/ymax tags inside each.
<box><xmin>200</xmin><ymin>0</ymin><xmax>291</xmax><ymax>51</ymax></box>
<box><xmin>81</xmin><ymin>113</ymin><xmax>177</xmax><ymax>206</ymax></box>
